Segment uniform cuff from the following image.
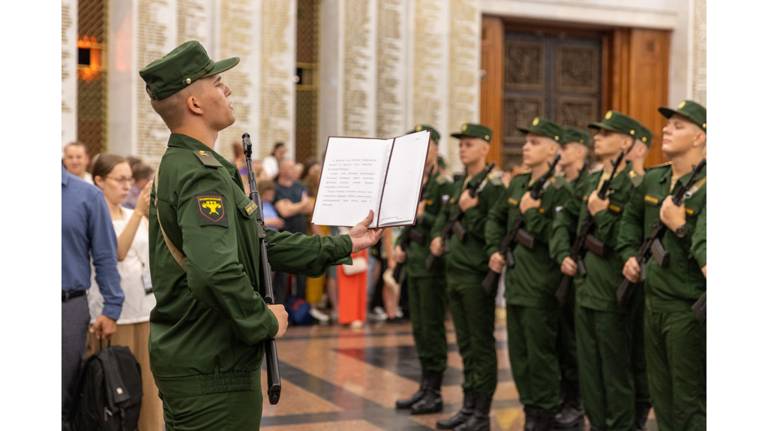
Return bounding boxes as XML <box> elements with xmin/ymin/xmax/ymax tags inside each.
<box><xmin>101</xmin><ymin>305</ymin><xmax>122</xmax><ymax>321</ymax></box>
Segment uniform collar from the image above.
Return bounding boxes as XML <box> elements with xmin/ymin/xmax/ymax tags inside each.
<box><xmin>657</xmin><ymin>162</ymin><xmax>706</xmax><ymax>187</ymax></box>
<box><xmin>167</xmin><ymin>133</ymin><xmax>234</xmax><ymax>170</ymax></box>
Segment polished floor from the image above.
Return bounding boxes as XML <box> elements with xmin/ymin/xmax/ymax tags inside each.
<box><xmin>261</xmin><ymin>311</ymin><xmax>658</xmax><ymax>431</ymax></box>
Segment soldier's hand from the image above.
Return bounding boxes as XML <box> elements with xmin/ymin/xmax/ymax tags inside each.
<box><xmin>458</xmin><ymin>190</ymin><xmax>479</xmax><ymax>212</ymax></box>
<box><xmin>268</xmin><ymin>304</ymin><xmax>289</xmax><ymax>338</ymax></box>
<box><xmin>587</xmin><ymin>191</ymin><xmax>609</xmax><ymax>216</ymax></box>
<box><xmin>659</xmin><ymin>196</ymin><xmax>686</xmax><ymax>231</ymax></box>
<box><xmin>430</xmin><ymin>237</ymin><xmax>444</xmax><ymax>256</ymax></box>
<box><xmin>623</xmin><ymin>257</ymin><xmax>641</xmax><ymax>283</ymax></box>
<box><xmin>90</xmin><ymin>315</ymin><xmax>118</xmax><ymax>340</ymax></box>
<box><xmin>561</xmin><ymin>256</ymin><xmax>578</xmax><ymax>276</ymax></box>
<box><xmin>519</xmin><ymin>192</ymin><xmax>541</xmax><ymax>213</ymax></box>
<box><xmin>349</xmin><ymin>210</ymin><xmax>384</xmax><ymax>252</ymax></box>
<box><xmin>135</xmin><ymin>181</ymin><xmax>152</xmax><ymax>217</ymax></box>
<box><xmin>488</xmin><ymin>252</ymin><xmax>505</xmax><ymax>273</ymax></box>
<box><xmin>394</xmin><ymin>245</ymin><xmax>407</xmax><ymax>263</ymax></box>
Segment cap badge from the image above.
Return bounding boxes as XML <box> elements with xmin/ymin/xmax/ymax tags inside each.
<box><xmin>532</xmin><ymin>117</ymin><xmax>540</xmax><ymax>126</ymax></box>
<box><xmin>678</xmin><ymin>100</ymin><xmax>686</xmax><ymax>109</ymax></box>
<box><xmin>462</xmin><ymin>124</ymin><xmax>468</xmax><ymax>132</ymax></box>
<box><xmin>416</xmin><ymin>125</ymin><xmax>423</xmax><ymax>131</ymax></box>
<box><xmin>484</xmin><ymin>135</ymin><xmax>490</xmax><ymax>140</ymax></box>
<box><xmin>605</xmin><ymin>111</ymin><xmax>613</xmax><ymax>119</ymax></box>
<box><xmin>185</xmin><ymin>78</ymin><xmax>192</xmax><ymax>85</ymax></box>
<box><xmin>630</xmin><ymin>129</ymin><xmax>635</xmax><ymax>136</ymax></box>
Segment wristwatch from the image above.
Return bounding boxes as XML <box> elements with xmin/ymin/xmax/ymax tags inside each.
<box><xmin>673</xmin><ymin>223</ymin><xmax>690</xmax><ymax>238</ymax></box>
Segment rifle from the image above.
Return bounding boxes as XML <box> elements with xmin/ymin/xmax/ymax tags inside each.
<box><xmin>692</xmin><ymin>292</ymin><xmax>706</xmax><ymax>322</ymax></box>
<box><xmin>554</xmin><ymin>149</ymin><xmax>628</xmax><ymax>305</ymax></box>
<box><xmin>242</xmin><ymin>133</ymin><xmax>282</xmax><ymax>405</ymax></box>
<box><xmin>616</xmin><ymin>159</ymin><xmax>706</xmax><ymax>306</ymax></box>
<box><xmin>481</xmin><ymin>155</ymin><xmax>561</xmax><ymax>294</ymax></box>
<box><xmin>393</xmin><ymin>165</ymin><xmax>434</xmax><ymax>283</ymax></box>
<box><xmin>426</xmin><ymin>163</ymin><xmax>495</xmax><ymax>271</ymax></box>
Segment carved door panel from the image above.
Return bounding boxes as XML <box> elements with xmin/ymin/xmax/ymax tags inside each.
<box><xmin>503</xmin><ymin>30</ymin><xmax>602</xmax><ymax>166</ymax></box>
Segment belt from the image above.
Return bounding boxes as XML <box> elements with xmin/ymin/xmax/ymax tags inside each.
<box><xmin>62</xmin><ymin>289</ymin><xmax>86</xmax><ymax>302</ymax></box>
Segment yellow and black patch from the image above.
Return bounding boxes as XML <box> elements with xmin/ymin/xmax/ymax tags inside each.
<box><xmin>244</xmin><ymin>201</ymin><xmax>258</xmax><ymax>216</ymax></box>
<box><xmin>196</xmin><ymin>194</ymin><xmax>227</xmax><ymax>226</ymax></box>
<box><xmin>685</xmin><ymin>207</ymin><xmax>696</xmax><ymax>216</ymax></box>
<box><xmin>609</xmin><ymin>203</ymin><xmax>623</xmax><ymax>214</ymax></box>
<box><xmin>644</xmin><ymin>194</ymin><xmax>661</xmax><ymax>206</ymax></box>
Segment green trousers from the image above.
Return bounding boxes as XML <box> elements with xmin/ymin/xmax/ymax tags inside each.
<box><xmin>557</xmin><ymin>286</ymin><xmax>580</xmax><ymax>405</ymax></box>
<box><xmin>645</xmin><ymin>308</ymin><xmax>706</xmax><ymax>431</ymax></box>
<box><xmin>506</xmin><ymin>304</ymin><xmax>561</xmax><ymax>413</ymax></box>
<box><xmin>629</xmin><ymin>285</ymin><xmax>650</xmax><ymax>411</ymax></box>
<box><xmin>575</xmin><ymin>305</ymin><xmax>635</xmax><ymax>430</ymax></box>
<box><xmin>408</xmin><ymin>275</ymin><xmax>448</xmax><ymax>374</ymax></box>
<box><xmin>161</xmin><ymin>387</ymin><xmax>263</xmax><ymax>430</ymax></box>
<box><xmin>446</xmin><ymin>276</ymin><xmax>497</xmax><ymax>395</ymax></box>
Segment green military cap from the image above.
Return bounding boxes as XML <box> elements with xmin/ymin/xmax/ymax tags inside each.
<box><xmin>517</xmin><ymin>117</ymin><xmax>564</xmax><ymax>144</ymax></box>
<box><xmin>450</xmin><ymin>123</ymin><xmax>492</xmax><ymax>143</ymax></box>
<box><xmin>409</xmin><ymin>124</ymin><xmax>441</xmax><ymax>143</ymax></box>
<box><xmin>589</xmin><ymin>110</ymin><xmax>645</xmax><ymax>139</ymax></box>
<box><xmin>636</xmin><ymin>123</ymin><xmax>653</xmax><ymax>148</ymax></box>
<box><xmin>562</xmin><ymin>126</ymin><xmax>591</xmax><ymax>146</ymax></box>
<box><xmin>658</xmin><ymin>99</ymin><xmax>706</xmax><ymax>131</ymax></box>
<box><xmin>139</xmin><ymin>40</ymin><xmax>240</xmax><ymax>100</ymax></box>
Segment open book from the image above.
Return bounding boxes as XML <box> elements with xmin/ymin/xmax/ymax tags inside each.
<box><xmin>311</xmin><ymin>130</ymin><xmax>431</xmax><ymax>227</ymax></box>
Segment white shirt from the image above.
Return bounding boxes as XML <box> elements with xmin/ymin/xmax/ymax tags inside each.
<box><xmin>89</xmin><ymin>207</ymin><xmax>156</xmax><ymax>324</ymax></box>
<box><xmin>262</xmin><ymin>156</ymin><xmax>279</xmax><ymax>180</ymax></box>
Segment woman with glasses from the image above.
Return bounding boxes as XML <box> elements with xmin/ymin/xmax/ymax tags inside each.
<box><xmin>87</xmin><ymin>153</ymin><xmax>163</xmax><ymax>431</ymax></box>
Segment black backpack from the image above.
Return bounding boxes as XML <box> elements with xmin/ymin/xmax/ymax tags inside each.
<box><xmin>72</xmin><ymin>345</ymin><xmax>143</xmax><ymax>431</ymax></box>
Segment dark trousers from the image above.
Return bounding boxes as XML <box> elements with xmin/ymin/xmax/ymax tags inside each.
<box><xmin>408</xmin><ymin>275</ymin><xmax>448</xmax><ymax>374</ymax></box>
<box><xmin>575</xmin><ymin>305</ymin><xmax>635</xmax><ymax>430</ymax></box>
<box><xmin>557</xmin><ymin>286</ymin><xmax>580</xmax><ymax>406</ymax></box>
<box><xmin>506</xmin><ymin>304</ymin><xmax>561</xmax><ymax>413</ymax></box>
<box><xmin>446</xmin><ymin>277</ymin><xmax>497</xmax><ymax>395</ymax></box>
<box><xmin>645</xmin><ymin>308</ymin><xmax>706</xmax><ymax>431</ymax></box>
<box><xmin>161</xmin><ymin>387</ymin><xmax>263</xmax><ymax>430</ymax></box>
<box><xmin>62</xmin><ymin>295</ymin><xmax>90</xmax><ymax>428</ymax></box>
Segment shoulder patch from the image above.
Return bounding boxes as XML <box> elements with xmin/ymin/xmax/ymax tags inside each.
<box><xmin>196</xmin><ymin>194</ymin><xmax>228</xmax><ymax>226</ymax></box>
<box><xmin>194</xmin><ymin>150</ymin><xmax>222</xmax><ymax>168</ymax></box>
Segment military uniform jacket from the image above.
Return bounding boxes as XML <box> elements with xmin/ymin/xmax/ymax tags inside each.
<box><xmin>431</xmin><ymin>169</ymin><xmax>505</xmax><ymax>282</ymax></box>
<box><xmin>396</xmin><ymin>172</ymin><xmax>453</xmax><ymax>278</ymax></box>
<box><xmin>617</xmin><ymin>163</ymin><xmax>706</xmax><ymax>312</ymax></box>
<box><xmin>149</xmin><ymin>134</ymin><xmax>352</xmax><ymax>393</ymax></box>
<box><xmin>486</xmin><ymin>173</ymin><xmax>573</xmax><ymax>308</ymax></box>
<box><xmin>550</xmin><ymin>164</ymin><xmax>641</xmax><ymax>312</ymax></box>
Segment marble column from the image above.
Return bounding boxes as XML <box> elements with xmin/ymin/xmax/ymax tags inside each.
<box><xmin>62</xmin><ymin>0</ymin><xmax>78</xmax><ymax>146</ymax></box>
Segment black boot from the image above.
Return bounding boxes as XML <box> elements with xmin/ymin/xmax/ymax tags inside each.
<box><xmin>553</xmin><ymin>401</ymin><xmax>584</xmax><ymax>429</ymax></box>
<box><xmin>411</xmin><ymin>372</ymin><xmax>443</xmax><ymax>415</ymax></box>
<box><xmin>436</xmin><ymin>391</ymin><xmax>475</xmax><ymax>429</ymax></box>
<box><xmin>455</xmin><ymin>392</ymin><xmax>492</xmax><ymax>431</ymax></box>
<box><xmin>532</xmin><ymin>410</ymin><xmax>556</xmax><ymax>431</ymax></box>
<box><xmin>395</xmin><ymin>376</ymin><xmax>425</xmax><ymax>410</ymax></box>
<box><xmin>634</xmin><ymin>402</ymin><xmax>651</xmax><ymax>430</ymax></box>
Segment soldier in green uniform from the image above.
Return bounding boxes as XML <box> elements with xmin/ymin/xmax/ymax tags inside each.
<box><xmin>393</xmin><ymin>124</ymin><xmax>453</xmax><ymax>415</ymax></box>
<box><xmin>617</xmin><ymin>100</ymin><xmax>706</xmax><ymax>431</ymax></box>
<box><xmin>550</xmin><ymin>111</ymin><xmax>649</xmax><ymax>430</ymax></box>
<box><xmin>485</xmin><ymin>117</ymin><xmax>573</xmax><ymax>430</ymax></box>
<box><xmin>140</xmin><ymin>41</ymin><xmax>382</xmax><ymax>430</ymax></box>
<box><xmin>628</xmin><ymin>124</ymin><xmax>653</xmax><ymax>429</ymax></box>
<box><xmin>430</xmin><ymin>123</ymin><xmax>505</xmax><ymax>431</ymax></box>
<box><xmin>552</xmin><ymin>126</ymin><xmax>591</xmax><ymax>427</ymax></box>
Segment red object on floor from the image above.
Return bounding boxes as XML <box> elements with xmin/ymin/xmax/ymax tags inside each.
<box><xmin>337</xmin><ymin>250</ymin><xmax>368</xmax><ymax>325</ymax></box>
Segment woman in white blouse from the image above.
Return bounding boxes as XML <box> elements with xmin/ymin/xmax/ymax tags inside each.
<box><xmin>88</xmin><ymin>154</ymin><xmax>163</xmax><ymax>431</ymax></box>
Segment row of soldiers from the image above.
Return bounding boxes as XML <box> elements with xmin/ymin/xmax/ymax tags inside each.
<box><xmin>393</xmin><ymin>100</ymin><xmax>706</xmax><ymax>431</ymax></box>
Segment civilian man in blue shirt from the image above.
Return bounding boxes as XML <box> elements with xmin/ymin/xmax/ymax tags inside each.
<box><xmin>61</xmin><ymin>166</ymin><xmax>124</xmax><ymax>430</ymax></box>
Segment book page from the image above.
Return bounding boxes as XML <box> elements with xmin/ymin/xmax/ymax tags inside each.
<box><xmin>377</xmin><ymin>130</ymin><xmax>430</xmax><ymax>227</ymax></box>
<box><xmin>311</xmin><ymin>137</ymin><xmax>392</xmax><ymax>227</ymax></box>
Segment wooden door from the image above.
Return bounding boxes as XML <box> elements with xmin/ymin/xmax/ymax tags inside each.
<box><xmin>502</xmin><ymin>28</ymin><xmax>603</xmax><ymax>166</ymax></box>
